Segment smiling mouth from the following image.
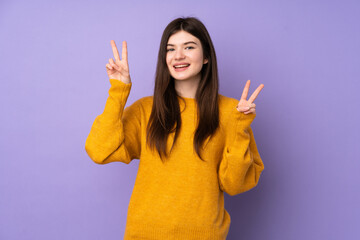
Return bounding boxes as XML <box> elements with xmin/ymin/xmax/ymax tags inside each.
<box><xmin>174</xmin><ymin>64</ymin><xmax>190</xmax><ymax>69</ymax></box>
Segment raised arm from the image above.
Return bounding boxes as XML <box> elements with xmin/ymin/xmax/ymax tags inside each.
<box><xmin>85</xmin><ymin>40</ymin><xmax>141</xmax><ymax>164</ymax></box>
<box><xmin>218</xmin><ymin>80</ymin><xmax>265</xmax><ymax>196</ymax></box>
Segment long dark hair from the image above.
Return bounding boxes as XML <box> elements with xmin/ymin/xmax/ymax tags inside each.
<box><xmin>146</xmin><ymin>17</ymin><xmax>220</xmax><ymax>162</ymax></box>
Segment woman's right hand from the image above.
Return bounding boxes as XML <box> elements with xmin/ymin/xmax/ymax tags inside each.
<box><xmin>106</xmin><ymin>40</ymin><xmax>131</xmax><ymax>84</ymax></box>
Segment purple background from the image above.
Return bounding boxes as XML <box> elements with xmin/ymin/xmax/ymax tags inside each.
<box><xmin>1</xmin><ymin>0</ymin><xmax>359</xmax><ymax>239</ymax></box>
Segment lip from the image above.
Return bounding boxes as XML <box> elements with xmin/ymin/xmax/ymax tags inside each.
<box><xmin>173</xmin><ymin>62</ymin><xmax>190</xmax><ymax>67</ymax></box>
<box><xmin>173</xmin><ymin>63</ymin><xmax>190</xmax><ymax>72</ymax></box>
<box><xmin>173</xmin><ymin>62</ymin><xmax>191</xmax><ymax>72</ymax></box>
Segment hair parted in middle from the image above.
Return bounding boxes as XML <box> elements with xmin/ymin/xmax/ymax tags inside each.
<box><xmin>146</xmin><ymin>17</ymin><xmax>220</xmax><ymax>162</ymax></box>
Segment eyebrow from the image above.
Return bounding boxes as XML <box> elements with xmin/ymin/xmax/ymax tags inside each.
<box><xmin>167</xmin><ymin>41</ymin><xmax>198</xmax><ymax>46</ymax></box>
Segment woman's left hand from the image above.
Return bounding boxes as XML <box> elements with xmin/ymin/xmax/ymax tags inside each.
<box><xmin>236</xmin><ymin>80</ymin><xmax>264</xmax><ymax>115</ymax></box>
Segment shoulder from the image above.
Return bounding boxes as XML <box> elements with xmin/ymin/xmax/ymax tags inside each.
<box><xmin>218</xmin><ymin>94</ymin><xmax>240</xmax><ymax>124</ymax></box>
<box><xmin>126</xmin><ymin>96</ymin><xmax>153</xmax><ymax>113</ymax></box>
<box><xmin>135</xmin><ymin>96</ymin><xmax>153</xmax><ymax>108</ymax></box>
<box><xmin>123</xmin><ymin>96</ymin><xmax>153</xmax><ymax>120</ymax></box>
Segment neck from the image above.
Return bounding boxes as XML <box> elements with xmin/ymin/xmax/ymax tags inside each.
<box><xmin>174</xmin><ymin>75</ymin><xmax>200</xmax><ymax>99</ymax></box>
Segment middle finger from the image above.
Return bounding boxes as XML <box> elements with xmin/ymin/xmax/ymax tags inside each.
<box><xmin>248</xmin><ymin>84</ymin><xmax>264</xmax><ymax>103</ymax></box>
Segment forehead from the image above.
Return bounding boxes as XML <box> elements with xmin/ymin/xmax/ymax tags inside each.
<box><xmin>167</xmin><ymin>30</ymin><xmax>200</xmax><ymax>44</ymax></box>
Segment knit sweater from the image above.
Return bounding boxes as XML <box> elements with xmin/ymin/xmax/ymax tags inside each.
<box><xmin>85</xmin><ymin>79</ymin><xmax>264</xmax><ymax>240</ymax></box>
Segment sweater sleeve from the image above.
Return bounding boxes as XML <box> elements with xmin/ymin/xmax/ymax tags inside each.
<box><xmin>85</xmin><ymin>79</ymin><xmax>141</xmax><ymax>164</ymax></box>
<box><xmin>218</xmin><ymin>106</ymin><xmax>265</xmax><ymax>196</ymax></box>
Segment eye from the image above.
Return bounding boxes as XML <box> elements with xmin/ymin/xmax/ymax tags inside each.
<box><xmin>185</xmin><ymin>46</ymin><xmax>195</xmax><ymax>50</ymax></box>
<box><xmin>166</xmin><ymin>48</ymin><xmax>174</xmax><ymax>52</ymax></box>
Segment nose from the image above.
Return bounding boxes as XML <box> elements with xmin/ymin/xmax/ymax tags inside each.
<box><xmin>175</xmin><ymin>48</ymin><xmax>185</xmax><ymax>60</ymax></box>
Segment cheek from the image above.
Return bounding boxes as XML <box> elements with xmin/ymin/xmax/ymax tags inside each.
<box><xmin>166</xmin><ymin>55</ymin><xmax>172</xmax><ymax>69</ymax></box>
<box><xmin>193</xmin><ymin>51</ymin><xmax>204</xmax><ymax>65</ymax></box>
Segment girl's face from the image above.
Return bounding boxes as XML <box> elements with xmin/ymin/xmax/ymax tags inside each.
<box><xmin>166</xmin><ymin>30</ymin><xmax>208</xmax><ymax>82</ymax></box>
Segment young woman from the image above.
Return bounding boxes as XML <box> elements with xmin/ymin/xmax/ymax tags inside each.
<box><xmin>85</xmin><ymin>17</ymin><xmax>264</xmax><ymax>240</ymax></box>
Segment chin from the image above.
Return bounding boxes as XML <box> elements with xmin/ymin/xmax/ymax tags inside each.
<box><xmin>172</xmin><ymin>74</ymin><xmax>189</xmax><ymax>80</ymax></box>
<box><xmin>173</xmin><ymin>76</ymin><xmax>195</xmax><ymax>81</ymax></box>
<box><xmin>170</xmin><ymin>72</ymin><xmax>200</xmax><ymax>81</ymax></box>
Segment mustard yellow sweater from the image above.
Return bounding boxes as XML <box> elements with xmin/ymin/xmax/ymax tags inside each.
<box><xmin>85</xmin><ymin>79</ymin><xmax>264</xmax><ymax>240</ymax></box>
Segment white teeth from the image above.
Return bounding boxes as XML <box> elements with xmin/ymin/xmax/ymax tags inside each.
<box><xmin>174</xmin><ymin>64</ymin><xmax>190</xmax><ymax>68</ymax></box>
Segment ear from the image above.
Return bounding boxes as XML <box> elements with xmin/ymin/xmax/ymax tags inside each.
<box><xmin>203</xmin><ymin>58</ymin><xmax>208</xmax><ymax>64</ymax></box>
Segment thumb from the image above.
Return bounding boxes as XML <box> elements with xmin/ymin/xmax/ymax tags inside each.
<box><xmin>236</xmin><ymin>106</ymin><xmax>250</xmax><ymax>112</ymax></box>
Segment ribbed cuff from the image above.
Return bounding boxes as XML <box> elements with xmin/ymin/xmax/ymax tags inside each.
<box><xmin>100</xmin><ymin>79</ymin><xmax>132</xmax><ymax>121</ymax></box>
<box><xmin>227</xmin><ymin>107</ymin><xmax>256</xmax><ymax>142</ymax></box>
<box><xmin>108</xmin><ymin>78</ymin><xmax>132</xmax><ymax>102</ymax></box>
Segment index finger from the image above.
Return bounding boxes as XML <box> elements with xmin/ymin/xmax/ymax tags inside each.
<box><xmin>248</xmin><ymin>84</ymin><xmax>264</xmax><ymax>103</ymax></box>
<box><xmin>122</xmin><ymin>41</ymin><xmax>128</xmax><ymax>63</ymax></box>
<box><xmin>240</xmin><ymin>80</ymin><xmax>251</xmax><ymax>100</ymax></box>
<box><xmin>110</xmin><ymin>40</ymin><xmax>121</xmax><ymax>61</ymax></box>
